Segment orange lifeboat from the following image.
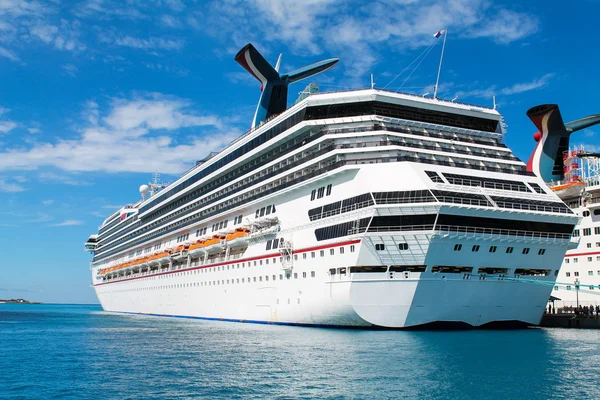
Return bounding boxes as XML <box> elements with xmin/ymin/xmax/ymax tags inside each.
<box><xmin>226</xmin><ymin>227</ymin><xmax>249</xmax><ymax>248</ymax></box>
<box><xmin>188</xmin><ymin>240</ymin><xmax>206</xmax><ymax>257</ymax></box>
<box><xmin>204</xmin><ymin>234</ymin><xmax>226</xmax><ymax>254</ymax></box>
<box><xmin>550</xmin><ymin>181</ymin><xmax>585</xmax><ymax>200</ymax></box>
<box><xmin>171</xmin><ymin>244</ymin><xmax>190</xmax><ymax>262</ymax></box>
<box><xmin>147</xmin><ymin>250</ymin><xmax>172</xmax><ymax>267</ymax></box>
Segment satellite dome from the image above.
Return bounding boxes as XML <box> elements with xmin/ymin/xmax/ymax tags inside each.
<box><xmin>139</xmin><ymin>184</ymin><xmax>150</xmax><ymax>196</ymax></box>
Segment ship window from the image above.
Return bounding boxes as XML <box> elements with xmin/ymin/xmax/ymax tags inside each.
<box><xmin>311</xmin><ymin>190</ymin><xmax>316</xmax><ymax>201</ymax></box>
<box><xmin>320</xmin><ymin>250</ymin><xmax>325</xmax><ymax>257</ymax></box>
<box><xmin>595</xmin><ymin>209</ymin><xmax>600</xmax><ymax>215</ymax></box>
<box><xmin>506</xmin><ymin>247</ymin><xmax>513</xmax><ymax>254</ymax></box>
<box><xmin>587</xmin><ymin>243</ymin><xmax>592</xmax><ymax>248</ymax></box>
<box><xmin>303</xmin><ymin>272</ymin><xmax>307</xmax><ymax>278</ymax></box>
<box><xmin>272</xmin><ymin>239</ymin><xmax>279</xmax><ymax>249</ymax></box>
<box><xmin>219</xmin><ymin>221</ymin><xmax>224</xmax><ymax>229</ymax></box>
<box><xmin>567</xmin><ymin>286</ymin><xmax>572</xmax><ymax>290</ymax></box>
<box><xmin>398</xmin><ymin>243</ymin><xmax>408</xmax><ymax>250</ymax></box>
<box><xmin>330</xmin><ymin>249</ymin><xmax>334</xmax><ymax>255</ymax></box>
<box><xmin>573</xmin><ymin>229</ymin><xmax>580</xmax><ymax>237</ymax></box>
<box><xmin>565</xmin><ymin>259</ymin><xmax>570</xmax><ymax>264</ymax></box>
<box><xmin>595</xmin><ymin>227</ymin><xmax>600</xmax><ymax>235</ymax></box>
<box><xmin>489</xmin><ymin>246</ymin><xmax>497</xmax><ymax>253</ymax></box>
<box><xmin>350</xmin><ymin>245</ymin><xmax>355</xmax><ymax>252</ymax></box>
<box><xmin>575</xmin><ymin>271</ymin><xmax>580</xmax><ymax>276</ymax></box>
<box><xmin>266</xmin><ymin>205</ymin><xmax>272</xmax><ymax>215</ymax></box>
<box><xmin>294</xmin><ymin>273</ymin><xmax>298</xmax><ymax>279</ymax></box>
<box><xmin>574</xmin><ymin>258</ymin><xmax>578</xmax><ymax>263</ymax></box>
<box><xmin>454</xmin><ymin>244</ymin><xmax>462</xmax><ymax>251</ymax></box>
<box><xmin>588</xmin><ymin>257</ymin><xmax>593</xmax><ymax>262</ymax></box>
<box><xmin>340</xmin><ymin>247</ymin><xmax>345</xmax><ymax>254</ymax></box>
<box><xmin>311</xmin><ymin>252</ymin><xmax>315</xmax><ymax>258</ymax></box>
<box><xmin>303</xmin><ymin>253</ymin><xmax>307</xmax><ymax>259</ymax></box>
<box><xmin>317</xmin><ymin>187</ymin><xmax>325</xmax><ymax>199</ymax></box>
<box><xmin>311</xmin><ymin>271</ymin><xmax>315</xmax><ymax>278</ymax></box>
<box><xmin>255</xmin><ymin>210</ymin><xmax>260</xmax><ymax>218</ymax></box>
<box><xmin>375</xmin><ymin>244</ymin><xmax>385</xmax><ymax>251</ymax></box>
<box><xmin>425</xmin><ymin>170</ymin><xmax>444</xmax><ymax>183</ymax></box>
<box><xmin>589</xmin><ymin>271</ymin><xmax>594</xmax><ymax>276</ymax></box>
<box><xmin>472</xmin><ymin>245</ymin><xmax>480</xmax><ymax>252</ymax></box>
<box><xmin>266</xmin><ymin>258</ymin><xmax>269</xmax><ymax>264</ymax></box>
<box><xmin>273</xmin><ymin>258</ymin><xmax>277</xmax><ymax>263</ymax></box>
<box><xmin>522</xmin><ymin>248</ymin><xmax>530</xmax><ymax>255</ymax></box>
<box><xmin>583</xmin><ymin>211</ymin><xmax>590</xmax><ymax>217</ymax></box>
<box><xmin>583</xmin><ymin>228</ymin><xmax>592</xmax><ymax>236</ymax></box>
<box><xmin>538</xmin><ymin>249</ymin><xmax>546</xmax><ymax>255</ymax></box>
<box><xmin>294</xmin><ymin>254</ymin><xmax>298</xmax><ymax>260</ymax></box>
<box><xmin>326</xmin><ymin>184</ymin><xmax>332</xmax><ymax>196</ymax></box>
<box><xmin>260</xmin><ymin>207</ymin><xmax>266</xmax><ymax>217</ymax></box>
<box><xmin>266</xmin><ymin>240</ymin><xmax>272</xmax><ymax>250</ymax></box>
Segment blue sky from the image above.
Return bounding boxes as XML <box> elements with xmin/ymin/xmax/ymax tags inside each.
<box><xmin>1</xmin><ymin>0</ymin><xmax>599</xmax><ymax>304</ymax></box>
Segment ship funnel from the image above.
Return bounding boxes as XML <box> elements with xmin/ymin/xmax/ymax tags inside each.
<box><xmin>235</xmin><ymin>43</ymin><xmax>338</xmax><ymax>128</ymax></box>
<box><xmin>526</xmin><ymin>104</ymin><xmax>600</xmax><ymax>182</ymax></box>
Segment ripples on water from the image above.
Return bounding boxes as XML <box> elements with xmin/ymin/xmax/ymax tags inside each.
<box><xmin>1</xmin><ymin>304</ymin><xmax>599</xmax><ymax>400</ymax></box>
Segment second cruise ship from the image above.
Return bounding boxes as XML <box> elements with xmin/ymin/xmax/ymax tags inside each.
<box><xmin>85</xmin><ymin>44</ymin><xmax>579</xmax><ymax>328</ymax></box>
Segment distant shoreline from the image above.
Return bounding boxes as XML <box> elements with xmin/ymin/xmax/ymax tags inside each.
<box><xmin>0</xmin><ymin>299</ymin><xmax>43</xmax><ymax>305</ymax></box>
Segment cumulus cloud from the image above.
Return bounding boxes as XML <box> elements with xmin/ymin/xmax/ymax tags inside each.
<box><xmin>0</xmin><ymin>94</ymin><xmax>242</xmax><ymax>174</ymax></box>
<box><xmin>207</xmin><ymin>0</ymin><xmax>539</xmax><ymax>78</ymax></box>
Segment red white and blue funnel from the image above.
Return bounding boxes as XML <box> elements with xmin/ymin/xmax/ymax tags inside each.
<box><xmin>526</xmin><ymin>104</ymin><xmax>600</xmax><ymax>182</ymax></box>
<box><xmin>235</xmin><ymin>43</ymin><xmax>339</xmax><ymax>128</ymax></box>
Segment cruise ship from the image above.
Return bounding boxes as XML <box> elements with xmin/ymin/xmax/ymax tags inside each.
<box><xmin>85</xmin><ymin>44</ymin><xmax>580</xmax><ymax>328</ymax></box>
<box><xmin>526</xmin><ymin>104</ymin><xmax>600</xmax><ymax>309</ymax></box>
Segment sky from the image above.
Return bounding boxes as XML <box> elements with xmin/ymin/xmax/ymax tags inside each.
<box><xmin>1</xmin><ymin>0</ymin><xmax>599</xmax><ymax>304</ymax></box>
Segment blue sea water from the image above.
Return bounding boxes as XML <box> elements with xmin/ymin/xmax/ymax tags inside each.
<box><xmin>1</xmin><ymin>304</ymin><xmax>600</xmax><ymax>400</ymax></box>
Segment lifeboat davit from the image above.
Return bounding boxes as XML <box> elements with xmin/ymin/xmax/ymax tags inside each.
<box><xmin>171</xmin><ymin>244</ymin><xmax>189</xmax><ymax>262</ymax></box>
<box><xmin>147</xmin><ymin>250</ymin><xmax>171</xmax><ymax>267</ymax></box>
<box><xmin>204</xmin><ymin>235</ymin><xmax>226</xmax><ymax>254</ymax></box>
<box><xmin>226</xmin><ymin>227</ymin><xmax>249</xmax><ymax>249</ymax></box>
<box><xmin>188</xmin><ymin>240</ymin><xmax>206</xmax><ymax>257</ymax></box>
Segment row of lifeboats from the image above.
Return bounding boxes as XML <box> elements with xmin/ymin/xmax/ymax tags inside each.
<box><xmin>99</xmin><ymin>228</ymin><xmax>250</xmax><ymax>275</ymax></box>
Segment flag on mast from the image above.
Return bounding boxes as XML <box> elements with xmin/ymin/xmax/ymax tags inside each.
<box><xmin>433</xmin><ymin>30</ymin><xmax>445</xmax><ymax>38</ymax></box>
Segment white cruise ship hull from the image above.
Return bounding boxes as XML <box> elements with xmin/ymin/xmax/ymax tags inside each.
<box><xmin>89</xmin><ymin>88</ymin><xmax>579</xmax><ymax>329</ymax></box>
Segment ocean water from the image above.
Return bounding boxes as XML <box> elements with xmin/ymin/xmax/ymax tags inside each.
<box><xmin>1</xmin><ymin>304</ymin><xmax>600</xmax><ymax>400</ymax></box>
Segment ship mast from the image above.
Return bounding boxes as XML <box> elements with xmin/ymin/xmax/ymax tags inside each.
<box><xmin>433</xmin><ymin>29</ymin><xmax>447</xmax><ymax>100</ymax></box>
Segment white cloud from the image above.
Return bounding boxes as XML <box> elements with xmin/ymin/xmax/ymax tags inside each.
<box><xmin>0</xmin><ymin>46</ymin><xmax>19</xmax><ymax>62</ymax></box>
<box><xmin>0</xmin><ymin>121</ymin><xmax>17</xmax><ymax>133</ymax></box>
<box><xmin>52</xmin><ymin>219</ymin><xmax>83</xmax><ymax>226</ymax></box>
<box><xmin>208</xmin><ymin>0</ymin><xmax>539</xmax><ymax>78</ymax></box>
<box><xmin>26</xmin><ymin>212</ymin><xmax>52</xmax><ymax>223</ymax></box>
<box><xmin>38</xmin><ymin>171</ymin><xmax>90</xmax><ymax>186</ymax></box>
<box><xmin>62</xmin><ymin>63</ymin><xmax>78</xmax><ymax>77</ymax></box>
<box><xmin>42</xmin><ymin>199</ymin><xmax>54</xmax><ymax>205</ymax></box>
<box><xmin>27</xmin><ymin>127</ymin><xmax>41</xmax><ymax>134</ymax></box>
<box><xmin>455</xmin><ymin>73</ymin><xmax>554</xmax><ymax>99</ymax></box>
<box><xmin>100</xmin><ymin>34</ymin><xmax>185</xmax><ymax>51</ymax></box>
<box><xmin>0</xmin><ymin>94</ymin><xmax>241</xmax><ymax>174</ymax></box>
<box><xmin>0</xmin><ymin>178</ymin><xmax>26</xmax><ymax>192</ymax></box>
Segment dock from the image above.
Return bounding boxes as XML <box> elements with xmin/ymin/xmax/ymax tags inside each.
<box><xmin>540</xmin><ymin>313</ymin><xmax>600</xmax><ymax>329</ymax></box>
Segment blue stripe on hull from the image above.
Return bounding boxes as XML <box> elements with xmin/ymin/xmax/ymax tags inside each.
<box><xmin>109</xmin><ymin>310</ymin><xmax>372</xmax><ymax>329</ymax></box>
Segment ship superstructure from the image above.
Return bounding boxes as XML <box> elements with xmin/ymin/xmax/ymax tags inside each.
<box><xmin>85</xmin><ymin>45</ymin><xmax>579</xmax><ymax>328</ymax></box>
